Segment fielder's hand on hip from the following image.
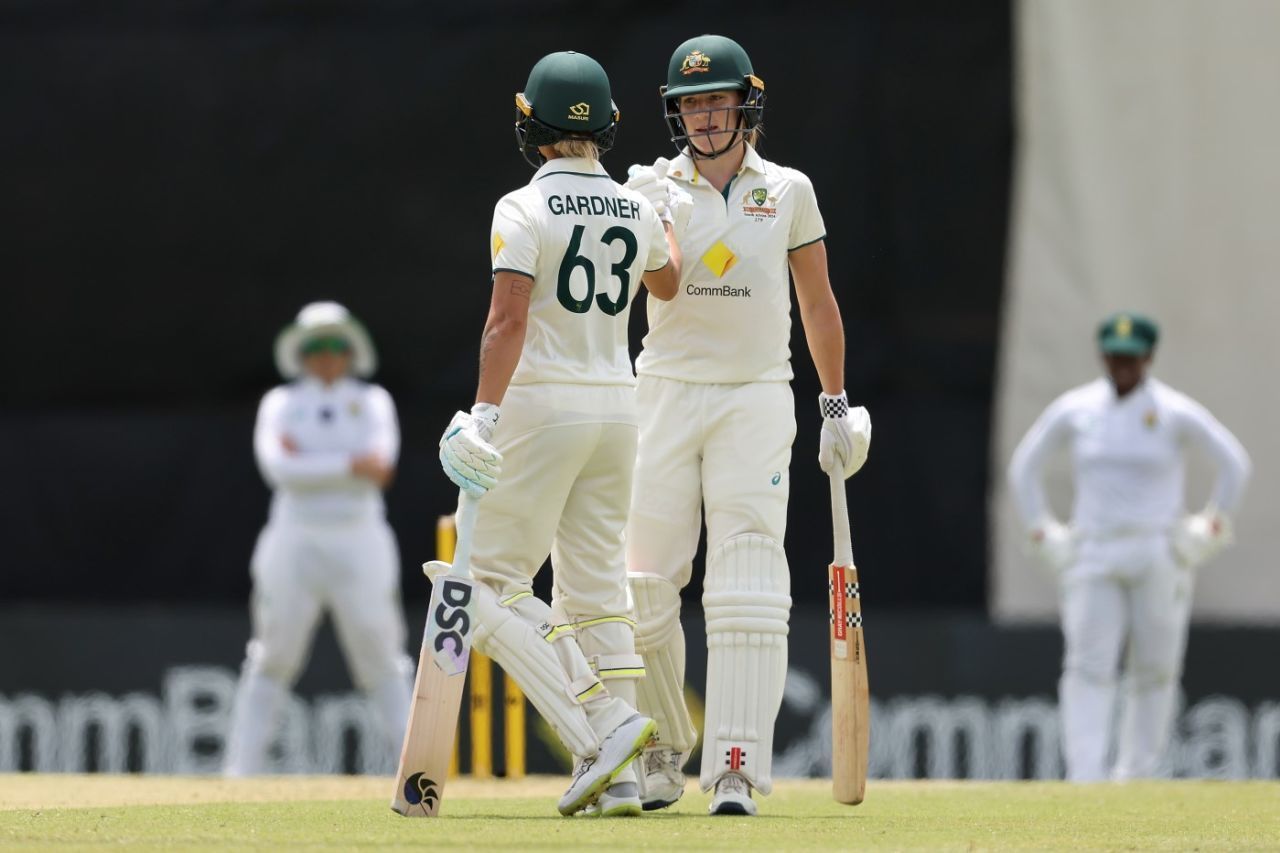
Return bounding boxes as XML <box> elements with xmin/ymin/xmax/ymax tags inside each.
<box><xmin>438</xmin><ymin>403</ymin><xmax>502</xmax><ymax>499</ymax></box>
<box><xmin>818</xmin><ymin>391</ymin><xmax>871</xmax><ymax>479</ymax></box>
<box><xmin>627</xmin><ymin>158</ymin><xmax>676</xmax><ymax>224</ymax></box>
<box><xmin>1027</xmin><ymin>518</ymin><xmax>1075</xmax><ymax>574</ymax></box>
<box><xmin>1172</xmin><ymin>508</ymin><xmax>1234</xmax><ymax>568</ymax></box>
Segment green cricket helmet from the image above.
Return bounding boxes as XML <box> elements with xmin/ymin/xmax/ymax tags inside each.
<box><xmin>661</xmin><ymin>35</ymin><xmax>765</xmax><ymax>159</ymax></box>
<box><xmin>515</xmin><ymin>51</ymin><xmax>620</xmax><ymax>168</ymax></box>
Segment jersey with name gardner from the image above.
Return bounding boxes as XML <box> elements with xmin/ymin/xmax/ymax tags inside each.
<box><xmin>490</xmin><ymin>156</ymin><xmax>669</xmax><ymax>387</ymax></box>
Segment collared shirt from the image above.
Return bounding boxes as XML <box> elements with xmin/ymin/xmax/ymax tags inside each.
<box><xmin>1008</xmin><ymin>377</ymin><xmax>1251</xmax><ymax>537</ymax></box>
<box><xmin>636</xmin><ymin>146</ymin><xmax>826</xmax><ymax>384</ymax></box>
<box><xmin>254</xmin><ymin>376</ymin><xmax>399</xmax><ymax>523</ymax></box>
<box><xmin>490</xmin><ymin>157</ymin><xmax>669</xmax><ymax>390</ymax></box>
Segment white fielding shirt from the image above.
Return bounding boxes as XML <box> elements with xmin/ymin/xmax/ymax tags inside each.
<box><xmin>490</xmin><ymin>157</ymin><xmax>669</xmax><ymax>393</ymax></box>
<box><xmin>1009</xmin><ymin>377</ymin><xmax>1251</xmax><ymax>537</ymax></box>
<box><xmin>254</xmin><ymin>376</ymin><xmax>399</xmax><ymax>523</ymax></box>
<box><xmin>636</xmin><ymin>146</ymin><xmax>826</xmax><ymax>384</ymax></box>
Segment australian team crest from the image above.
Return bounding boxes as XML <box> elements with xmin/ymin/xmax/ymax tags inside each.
<box><xmin>742</xmin><ymin>187</ymin><xmax>778</xmax><ymax>219</ymax></box>
<box><xmin>681</xmin><ymin>50</ymin><xmax>711</xmax><ymax>75</ymax></box>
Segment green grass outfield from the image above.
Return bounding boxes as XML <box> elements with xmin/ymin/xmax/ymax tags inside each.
<box><xmin>2</xmin><ymin>775</ymin><xmax>1278</xmax><ymax>851</ymax></box>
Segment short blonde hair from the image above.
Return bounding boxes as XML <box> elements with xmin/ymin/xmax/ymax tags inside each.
<box><xmin>553</xmin><ymin>137</ymin><xmax>600</xmax><ymax>160</ymax></box>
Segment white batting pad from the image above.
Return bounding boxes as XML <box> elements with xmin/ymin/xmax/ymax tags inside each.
<box><xmin>630</xmin><ymin>572</ymin><xmax>699</xmax><ymax>753</ymax></box>
<box><xmin>470</xmin><ymin>585</ymin><xmax>600</xmax><ymax>758</ymax></box>
<box><xmin>699</xmin><ymin>534</ymin><xmax>791</xmax><ymax>794</ymax></box>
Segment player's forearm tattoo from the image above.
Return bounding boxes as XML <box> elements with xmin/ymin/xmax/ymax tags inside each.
<box><xmin>509</xmin><ymin>277</ymin><xmax>533</xmax><ymax>298</ymax></box>
<box><xmin>479</xmin><ymin>326</ymin><xmax>497</xmax><ymax>373</ymax></box>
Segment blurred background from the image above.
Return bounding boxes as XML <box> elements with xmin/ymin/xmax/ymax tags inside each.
<box><xmin>2</xmin><ymin>0</ymin><xmax>1276</xmax><ymax>778</ymax></box>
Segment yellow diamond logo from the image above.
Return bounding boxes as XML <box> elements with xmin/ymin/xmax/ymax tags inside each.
<box><xmin>491</xmin><ymin>232</ymin><xmax>505</xmax><ymax>259</ymax></box>
<box><xmin>700</xmin><ymin>241</ymin><xmax>737</xmax><ymax>278</ymax></box>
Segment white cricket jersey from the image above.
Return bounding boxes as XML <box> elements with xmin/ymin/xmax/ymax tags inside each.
<box><xmin>636</xmin><ymin>146</ymin><xmax>826</xmax><ymax>384</ymax></box>
<box><xmin>254</xmin><ymin>376</ymin><xmax>399</xmax><ymax>523</ymax></box>
<box><xmin>1008</xmin><ymin>377</ymin><xmax>1251</xmax><ymax>537</ymax></box>
<box><xmin>490</xmin><ymin>157</ymin><xmax>669</xmax><ymax>392</ymax></box>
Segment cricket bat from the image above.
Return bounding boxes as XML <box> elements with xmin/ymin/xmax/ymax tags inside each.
<box><xmin>391</xmin><ymin>494</ymin><xmax>480</xmax><ymax>817</ymax></box>
<box><xmin>828</xmin><ymin>472</ymin><xmax>869</xmax><ymax>805</ymax></box>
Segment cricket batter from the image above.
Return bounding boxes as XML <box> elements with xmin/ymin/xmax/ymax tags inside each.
<box><xmin>436</xmin><ymin>51</ymin><xmax>682</xmax><ymax>816</ymax></box>
<box><xmin>623</xmin><ymin>35</ymin><xmax>872</xmax><ymax>815</ymax></box>
<box><xmin>1009</xmin><ymin>313</ymin><xmax>1251</xmax><ymax>781</ymax></box>
<box><xmin>225</xmin><ymin>301</ymin><xmax>413</xmax><ymax>775</ymax></box>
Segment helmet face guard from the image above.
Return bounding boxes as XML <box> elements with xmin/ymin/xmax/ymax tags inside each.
<box><xmin>661</xmin><ymin>74</ymin><xmax>765</xmax><ymax>160</ymax></box>
<box><xmin>514</xmin><ymin>91</ymin><xmax>620</xmax><ymax>169</ymax></box>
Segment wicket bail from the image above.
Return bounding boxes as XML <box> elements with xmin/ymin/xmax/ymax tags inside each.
<box><xmin>437</xmin><ymin>515</ymin><xmax>527</xmax><ymax>779</ymax></box>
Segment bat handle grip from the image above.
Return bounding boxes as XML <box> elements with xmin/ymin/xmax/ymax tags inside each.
<box><xmin>450</xmin><ymin>493</ymin><xmax>481</xmax><ymax>578</ymax></box>
<box><xmin>830</xmin><ymin>472</ymin><xmax>854</xmax><ymax>567</ymax></box>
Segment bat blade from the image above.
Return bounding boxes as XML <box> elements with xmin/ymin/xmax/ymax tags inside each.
<box><xmin>829</xmin><ymin>474</ymin><xmax>869</xmax><ymax>805</ymax></box>
<box><xmin>391</xmin><ymin>496</ymin><xmax>480</xmax><ymax>818</ymax></box>
<box><xmin>391</xmin><ymin>572</ymin><xmax>476</xmax><ymax>817</ymax></box>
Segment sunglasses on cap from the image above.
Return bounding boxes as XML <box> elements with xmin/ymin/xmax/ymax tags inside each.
<box><xmin>300</xmin><ymin>336</ymin><xmax>352</xmax><ymax>356</ymax></box>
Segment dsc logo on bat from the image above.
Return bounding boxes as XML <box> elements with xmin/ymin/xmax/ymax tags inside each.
<box><xmin>429</xmin><ymin>578</ymin><xmax>474</xmax><ymax>676</ymax></box>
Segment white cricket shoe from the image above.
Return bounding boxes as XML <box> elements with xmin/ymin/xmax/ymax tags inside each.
<box><xmin>557</xmin><ymin>714</ymin><xmax>656</xmax><ymax>816</ymax></box>
<box><xmin>639</xmin><ymin>746</ymin><xmax>686</xmax><ymax>811</ymax></box>
<box><xmin>709</xmin><ymin>773</ymin><xmax>757</xmax><ymax>816</ymax></box>
<box><xmin>581</xmin><ymin>781</ymin><xmax>642</xmax><ymax>817</ymax></box>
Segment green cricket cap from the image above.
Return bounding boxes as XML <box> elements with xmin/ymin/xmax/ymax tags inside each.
<box><xmin>1097</xmin><ymin>312</ymin><xmax>1159</xmax><ymax>355</ymax></box>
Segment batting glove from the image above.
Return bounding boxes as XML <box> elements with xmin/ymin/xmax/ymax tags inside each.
<box><xmin>627</xmin><ymin>158</ymin><xmax>676</xmax><ymax>224</ymax></box>
<box><xmin>818</xmin><ymin>391</ymin><xmax>871</xmax><ymax>479</ymax></box>
<box><xmin>438</xmin><ymin>405</ymin><xmax>503</xmax><ymax>499</ymax></box>
<box><xmin>1172</xmin><ymin>508</ymin><xmax>1234</xmax><ymax>569</ymax></box>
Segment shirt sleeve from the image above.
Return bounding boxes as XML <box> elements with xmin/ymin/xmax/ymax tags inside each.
<box><xmin>491</xmin><ymin>194</ymin><xmax>539</xmax><ymax>278</ymax></box>
<box><xmin>642</xmin><ymin>201</ymin><xmax>670</xmax><ymax>272</ymax></box>
<box><xmin>1007</xmin><ymin>395</ymin><xmax>1075</xmax><ymax>527</ymax></box>
<box><xmin>253</xmin><ymin>388</ymin><xmax>355</xmax><ymax>489</ymax></box>
<box><xmin>365</xmin><ymin>385</ymin><xmax>401</xmax><ymax>466</ymax></box>
<box><xmin>787</xmin><ymin>171</ymin><xmax>826</xmax><ymax>252</ymax></box>
<box><xmin>1175</xmin><ymin>396</ymin><xmax>1252</xmax><ymax>513</ymax></box>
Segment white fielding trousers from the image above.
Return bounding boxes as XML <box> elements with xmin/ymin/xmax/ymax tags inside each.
<box><xmin>224</xmin><ymin>513</ymin><xmax>412</xmax><ymax>775</ymax></box>
<box><xmin>1058</xmin><ymin>532</ymin><xmax>1193</xmax><ymax>782</ymax></box>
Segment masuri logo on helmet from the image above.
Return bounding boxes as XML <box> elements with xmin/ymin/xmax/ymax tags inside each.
<box><xmin>513</xmin><ymin>51</ymin><xmax>620</xmax><ymax>168</ymax></box>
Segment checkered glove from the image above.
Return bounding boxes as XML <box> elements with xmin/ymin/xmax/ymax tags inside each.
<box><xmin>818</xmin><ymin>391</ymin><xmax>871</xmax><ymax>479</ymax></box>
<box><xmin>1027</xmin><ymin>518</ymin><xmax>1075</xmax><ymax>574</ymax></box>
<box><xmin>1172</xmin><ymin>509</ymin><xmax>1234</xmax><ymax>569</ymax></box>
<box><xmin>438</xmin><ymin>404</ymin><xmax>502</xmax><ymax>499</ymax></box>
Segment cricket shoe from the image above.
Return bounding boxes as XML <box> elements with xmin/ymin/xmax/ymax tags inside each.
<box><xmin>639</xmin><ymin>746</ymin><xmax>686</xmax><ymax>811</ymax></box>
<box><xmin>709</xmin><ymin>773</ymin><xmax>756</xmax><ymax>816</ymax></box>
<box><xmin>581</xmin><ymin>781</ymin><xmax>643</xmax><ymax>817</ymax></box>
<box><xmin>557</xmin><ymin>714</ymin><xmax>657</xmax><ymax>816</ymax></box>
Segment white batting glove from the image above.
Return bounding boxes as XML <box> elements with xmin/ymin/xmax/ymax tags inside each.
<box><xmin>626</xmin><ymin>157</ymin><xmax>675</xmax><ymax>224</ymax></box>
<box><xmin>1172</xmin><ymin>509</ymin><xmax>1234</xmax><ymax>569</ymax></box>
<box><xmin>818</xmin><ymin>391</ymin><xmax>871</xmax><ymax>479</ymax></box>
<box><xmin>1027</xmin><ymin>519</ymin><xmax>1075</xmax><ymax>574</ymax></box>
<box><xmin>438</xmin><ymin>404</ymin><xmax>502</xmax><ymax>499</ymax></box>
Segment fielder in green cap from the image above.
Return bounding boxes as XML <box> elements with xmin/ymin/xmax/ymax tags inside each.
<box><xmin>1008</xmin><ymin>312</ymin><xmax>1251</xmax><ymax>783</ymax></box>
<box><xmin>435</xmin><ymin>50</ymin><xmax>682</xmax><ymax>818</ymax></box>
<box><xmin>623</xmin><ymin>35</ymin><xmax>871</xmax><ymax>816</ymax></box>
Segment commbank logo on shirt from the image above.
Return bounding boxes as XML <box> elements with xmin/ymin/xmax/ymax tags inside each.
<box><xmin>687</xmin><ymin>283</ymin><xmax>752</xmax><ymax>298</ymax></box>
